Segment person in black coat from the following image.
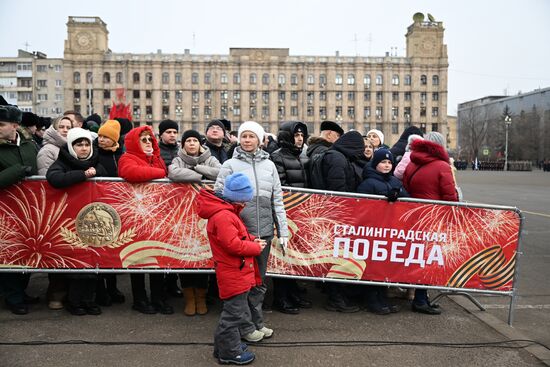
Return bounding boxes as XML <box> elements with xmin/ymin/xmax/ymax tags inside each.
<box><xmin>270</xmin><ymin>121</ymin><xmax>312</xmax><ymax>314</ymax></box>
<box><xmin>389</xmin><ymin>126</ymin><xmax>423</xmax><ymax>163</ymax></box>
<box><xmin>318</xmin><ymin>131</ymin><xmax>364</xmax><ymax>313</ymax></box>
<box><xmin>357</xmin><ymin>149</ymin><xmax>409</xmax><ymax>315</ymax></box>
<box><xmin>46</xmin><ymin>128</ymin><xmax>107</xmax><ymax>316</ymax></box>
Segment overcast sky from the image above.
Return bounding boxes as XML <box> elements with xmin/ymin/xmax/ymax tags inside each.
<box><xmin>1</xmin><ymin>0</ymin><xmax>549</xmax><ymax>114</ymax></box>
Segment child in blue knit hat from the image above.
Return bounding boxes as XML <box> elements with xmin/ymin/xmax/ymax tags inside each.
<box><xmin>197</xmin><ymin>173</ymin><xmax>267</xmax><ymax>365</ymax></box>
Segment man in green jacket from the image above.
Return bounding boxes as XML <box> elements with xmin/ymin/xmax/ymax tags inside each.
<box><xmin>0</xmin><ymin>100</ymin><xmax>39</xmax><ymax>315</ymax></box>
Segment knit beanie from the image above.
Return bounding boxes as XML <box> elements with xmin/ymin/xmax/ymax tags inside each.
<box><xmin>238</xmin><ymin>121</ymin><xmax>265</xmax><ymax>145</ymax></box>
<box><xmin>98</xmin><ymin>120</ymin><xmax>121</xmax><ymax>143</ymax></box>
<box><xmin>370</xmin><ymin>148</ymin><xmax>394</xmax><ymax>169</ymax></box>
<box><xmin>67</xmin><ymin>127</ymin><xmax>93</xmax><ymax>160</ymax></box>
<box><xmin>367</xmin><ymin>128</ymin><xmax>385</xmax><ymax>146</ymax></box>
<box><xmin>223</xmin><ymin>172</ymin><xmax>254</xmax><ymax>203</ymax></box>
<box><xmin>159</xmin><ymin>119</ymin><xmax>179</xmax><ymax>136</ymax></box>
<box><xmin>181</xmin><ymin>129</ymin><xmax>202</xmax><ymax>144</ymax></box>
<box><xmin>424</xmin><ymin>131</ymin><xmax>446</xmax><ymax>148</ymax></box>
<box><xmin>205</xmin><ymin>119</ymin><xmax>226</xmax><ymax>133</ymax></box>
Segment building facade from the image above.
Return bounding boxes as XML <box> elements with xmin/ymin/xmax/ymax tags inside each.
<box><xmin>457</xmin><ymin>87</ymin><xmax>550</xmax><ymax>162</ymax></box>
<box><xmin>63</xmin><ymin>15</ymin><xmax>448</xmax><ymax>144</ymax></box>
<box><xmin>0</xmin><ymin>50</ymin><xmax>64</xmax><ymax>116</ymax></box>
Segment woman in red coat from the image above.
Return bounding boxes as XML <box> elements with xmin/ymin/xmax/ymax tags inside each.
<box><xmin>118</xmin><ymin>125</ymin><xmax>172</xmax><ymax>314</ymax></box>
<box><xmin>402</xmin><ymin>132</ymin><xmax>458</xmax><ymax>315</ymax></box>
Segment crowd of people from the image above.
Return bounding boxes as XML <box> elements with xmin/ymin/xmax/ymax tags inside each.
<box><xmin>0</xmin><ymin>95</ymin><xmax>461</xmax><ymax>364</ymax></box>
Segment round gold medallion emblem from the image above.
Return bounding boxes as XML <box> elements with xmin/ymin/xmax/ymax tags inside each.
<box><xmin>76</xmin><ymin>203</ymin><xmax>121</xmax><ymax>247</ymax></box>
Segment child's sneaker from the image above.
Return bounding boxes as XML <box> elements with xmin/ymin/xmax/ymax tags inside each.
<box><xmin>258</xmin><ymin>326</ymin><xmax>273</xmax><ymax>338</ymax></box>
<box><xmin>213</xmin><ymin>343</ymin><xmax>248</xmax><ymax>359</ymax></box>
<box><xmin>218</xmin><ymin>350</ymin><xmax>255</xmax><ymax>365</ymax></box>
<box><xmin>242</xmin><ymin>330</ymin><xmax>264</xmax><ymax>342</ymax></box>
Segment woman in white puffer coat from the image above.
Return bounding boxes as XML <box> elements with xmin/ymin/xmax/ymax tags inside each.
<box><xmin>36</xmin><ymin>116</ymin><xmax>72</xmax><ymax>175</ymax></box>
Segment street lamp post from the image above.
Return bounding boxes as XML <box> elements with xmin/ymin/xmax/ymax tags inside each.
<box><xmin>504</xmin><ymin>115</ymin><xmax>512</xmax><ymax>171</ymax></box>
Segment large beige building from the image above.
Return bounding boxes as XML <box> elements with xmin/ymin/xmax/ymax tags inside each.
<box><xmin>63</xmin><ymin>14</ymin><xmax>448</xmax><ymax>144</ymax></box>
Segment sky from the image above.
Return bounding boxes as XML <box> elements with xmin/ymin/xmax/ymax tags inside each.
<box><xmin>1</xmin><ymin>0</ymin><xmax>549</xmax><ymax>114</ymax></box>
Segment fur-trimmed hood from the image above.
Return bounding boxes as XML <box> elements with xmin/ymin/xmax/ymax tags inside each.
<box><xmin>410</xmin><ymin>139</ymin><xmax>449</xmax><ymax>166</ymax></box>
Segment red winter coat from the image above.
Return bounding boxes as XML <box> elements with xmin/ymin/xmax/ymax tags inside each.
<box><xmin>403</xmin><ymin>139</ymin><xmax>458</xmax><ymax>202</ymax></box>
<box><xmin>197</xmin><ymin>189</ymin><xmax>262</xmax><ymax>300</ymax></box>
<box><xmin>118</xmin><ymin>126</ymin><xmax>167</xmax><ymax>182</ymax></box>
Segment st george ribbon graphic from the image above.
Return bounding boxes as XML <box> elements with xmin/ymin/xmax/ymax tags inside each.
<box><xmin>0</xmin><ymin>180</ymin><xmax>520</xmax><ymax>293</ymax></box>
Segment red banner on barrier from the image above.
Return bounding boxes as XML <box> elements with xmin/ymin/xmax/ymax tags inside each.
<box><xmin>0</xmin><ymin>180</ymin><xmax>520</xmax><ymax>292</ymax></box>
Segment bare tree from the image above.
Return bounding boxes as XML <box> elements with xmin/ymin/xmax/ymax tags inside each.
<box><xmin>458</xmin><ymin>106</ymin><xmax>487</xmax><ymax>161</ymax></box>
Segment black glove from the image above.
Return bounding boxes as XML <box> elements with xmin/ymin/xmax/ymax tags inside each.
<box><xmin>22</xmin><ymin>166</ymin><xmax>33</xmax><ymax>176</ymax></box>
<box><xmin>386</xmin><ymin>188</ymin><xmax>400</xmax><ymax>202</ymax></box>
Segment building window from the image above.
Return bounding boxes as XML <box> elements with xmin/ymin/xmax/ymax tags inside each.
<box><xmin>375</xmin><ymin>74</ymin><xmax>383</xmax><ymax>85</ymax></box>
<box><xmin>307</xmin><ymin>74</ymin><xmax>314</xmax><ymax>85</ymax></box>
<box><xmin>420</xmin><ymin>107</ymin><xmax>426</xmax><ymax>117</ymax></box>
<box><xmin>262</xmin><ymin>73</ymin><xmax>269</xmax><ymax>85</ymax></box>
<box><xmin>392</xmin><ymin>92</ymin><xmax>399</xmax><ymax>101</ymax></box>
<box><xmin>432</xmin><ymin>75</ymin><xmax>439</xmax><ymax>86</ymax></box>
<box><xmin>249</xmin><ymin>73</ymin><xmax>256</xmax><ymax>84</ymax></box>
<box><xmin>420</xmin><ymin>75</ymin><xmax>427</xmax><ymax>85</ymax></box>
<box><xmin>37</xmin><ymin>80</ymin><xmax>47</xmax><ymax>87</ymax></box>
<box><xmin>392</xmin><ymin>106</ymin><xmax>399</xmax><ymax>120</ymax></box>
<box><xmin>146</xmin><ymin>90</ymin><xmax>152</xmax><ymax>99</ymax></box>
<box><xmin>192</xmin><ymin>72</ymin><xmax>199</xmax><ymax>84</ymax></box>
<box><xmin>364</xmin><ymin>92</ymin><xmax>371</xmax><ymax>101</ymax></box>
<box><xmin>103</xmin><ymin>90</ymin><xmax>110</xmax><ymax>99</ymax></box>
<box><xmin>278</xmin><ymin>74</ymin><xmax>286</xmax><ymax>85</ymax></box>
<box><xmin>319</xmin><ymin>106</ymin><xmax>327</xmax><ymax>118</ymax></box>
<box><xmin>347</xmin><ymin>91</ymin><xmax>355</xmax><ymax>101</ymax></box>
<box><xmin>307</xmin><ymin>106</ymin><xmax>314</xmax><ymax>117</ymax></box>
<box><xmin>392</xmin><ymin>74</ymin><xmax>399</xmax><ymax>85</ymax></box>
<box><xmin>376</xmin><ymin>91</ymin><xmax>383</xmax><ymax>102</ymax></box>
<box><xmin>204</xmin><ymin>72</ymin><xmax>211</xmax><ymax>84</ymax></box>
<box><xmin>291</xmin><ymin>91</ymin><xmax>298</xmax><ymax>101</ymax></box>
<box><xmin>347</xmin><ymin>74</ymin><xmax>355</xmax><ymax>85</ymax></box>
<box><xmin>116</xmin><ymin>72</ymin><xmax>123</xmax><ymax>83</ymax></box>
<box><xmin>192</xmin><ymin>107</ymin><xmax>199</xmax><ymax>117</ymax></box>
<box><xmin>54</xmin><ymin>65</ymin><xmax>62</xmax><ymax>72</ymax></box>
<box><xmin>233</xmin><ymin>106</ymin><xmax>241</xmax><ymax>116</ymax></box>
<box><xmin>249</xmin><ymin>106</ymin><xmax>257</xmax><ymax>118</ymax></box>
<box><xmin>86</xmin><ymin>72</ymin><xmax>93</xmax><ymax>83</ymax></box>
<box><xmin>376</xmin><ymin>123</ymin><xmax>383</xmax><ymax>131</ymax></box>
<box><xmin>74</xmin><ymin>72</ymin><xmax>81</xmax><ymax>84</ymax></box>
<box><xmin>307</xmin><ymin>91</ymin><xmax>314</xmax><ymax>103</ymax></box>
<box><xmin>37</xmin><ymin>65</ymin><xmax>47</xmax><ymax>72</ymax></box>
<box><xmin>420</xmin><ymin>123</ymin><xmax>426</xmax><ymax>133</ymax></box>
<box><xmin>145</xmin><ymin>72</ymin><xmax>153</xmax><ymax>84</ymax></box>
<box><xmin>364</xmin><ymin>74</ymin><xmax>371</xmax><ymax>87</ymax></box>
<box><xmin>162</xmin><ymin>90</ymin><xmax>170</xmax><ymax>100</ymax></box>
<box><xmin>103</xmin><ymin>72</ymin><xmax>111</xmax><ymax>83</ymax></box>
<box><xmin>335</xmin><ymin>106</ymin><xmax>342</xmax><ymax>117</ymax></box>
<box><xmin>404</xmin><ymin>107</ymin><xmax>411</xmax><ymax>120</ymax></box>
<box><xmin>221</xmin><ymin>73</ymin><xmax>228</xmax><ymax>84</ymax></box>
<box><xmin>347</xmin><ymin>106</ymin><xmax>355</xmax><ymax>118</ymax></box>
<box><xmin>262</xmin><ymin>91</ymin><xmax>269</xmax><ymax>103</ymax></box>
<box><xmin>162</xmin><ymin>72</ymin><xmax>169</xmax><ymax>84</ymax></box>
<box><xmin>204</xmin><ymin>106</ymin><xmax>211</xmax><ymax>116</ymax></box>
<box><xmin>319</xmin><ymin>74</ymin><xmax>326</xmax><ymax>86</ymax></box>
<box><xmin>278</xmin><ymin>106</ymin><xmax>285</xmax><ymax>118</ymax></box>
<box><xmin>291</xmin><ymin>74</ymin><xmax>298</xmax><ymax>85</ymax></box>
<box><xmin>37</xmin><ymin>94</ymin><xmax>48</xmax><ymax>101</ymax></box>
<box><xmin>261</xmin><ymin>106</ymin><xmax>269</xmax><ymax>118</ymax></box>
<box><xmin>290</xmin><ymin>106</ymin><xmax>298</xmax><ymax>116</ymax></box>
<box><xmin>404</xmin><ymin>92</ymin><xmax>411</xmax><ymax>101</ymax></box>
<box><xmin>175</xmin><ymin>73</ymin><xmax>182</xmax><ymax>84</ymax></box>
<box><xmin>278</xmin><ymin>91</ymin><xmax>285</xmax><ymax>101</ymax></box>
<box><xmin>133</xmin><ymin>72</ymin><xmax>140</xmax><ymax>83</ymax></box>
<box><xmin>233</xmin><ymin>90</ymin><xmax>241</xmax><ymax>101</ymax></box>
<box><xmin>319</xmin><ymin>91</ymin><xmax>326</xmax><ymax>101</ymax></box>
<box><xmin>221</xmin><ymin>106</ymin><xmax>228</xmax><ymax>118</ymax></box>
<box><xmin>335</xmin><ymin>91</ymin><xmax>342</xmax><ymax>100</ymax></box>
<box><xmin>221</xmin><ymin>90</ymin><xmax>228</xmax><ymax>101</ymax></box>
<box><xmin>432</xmin><ymin>123</ymin><xmax>439</xmax><ymax>132</ymax></box>
<box><xmin>432</xmin><ymin>92</ymin><xmax>439</xmax><ymax>101</ymax></box>
<box><xmin>364</xmin><ymin>106</ymin><xmax>371</xmax><ymax>118</ymax></box>
<box><xmin>335</xmin><ymin>74</ymin><xmax>343</xmax><ymax>85</ymax></box>
<box><xmin>176</xmin><ymin>90</ymin><xmax>183</xmax><ymax>101</ymax></box>
<box><xmin>55</xmin><ymin>94</ymin><xmax>63</xmax><ymax>101</ymax></box>
<box><xmin>375</xmin><ymin>106</ymin><xmax>383</xmax><ymax>119</ymax></box>
<box><xmin>233</xmin><ymin>73</ymin><xmax>241</xmax><ymax>84</ymax></box>
<box><xmin>421</xmin><ymin>92</ymin><xmax>427</xmax><ymax>102</ymax></box>
<box><xmin>404</xmin><ymin>74</ymin><xmax>411</xmax><ymax>86</ymax></box>
<box><xmin>133</xmin><ymin>90</ymin><xmax>140</xmax><ymax>99</ymax></box>
<box><xmin>250</xmin><ymin>91</ymin><xmax>257</xmax><ymax>102</ymax></box>
<box><xmin>392</xmin><ymin>123</ymin><xmax>399</xmax><ymax>134</ymax></box>
<box><xmin>432</xmin><ymin>107</ymin><xmax>439</xmax><ymax>117</ymax></box>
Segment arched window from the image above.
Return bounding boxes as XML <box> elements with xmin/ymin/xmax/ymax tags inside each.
<box><xmin>192</xmin><ymin>72</ymin><xmax>199</xmax><ymax>84</ymax></box>
<box><xmin>432</xmin><ymin>75</ymin><xmax>439</xmax><ymax>85</ymax></box>
<box><xmin>145</xmin><ymin>72</ymin><xmax>153</xmax><ymax>84</ymax></box>
<box><xmin>233</xmin><ymin>73</ymin><xmax>241</xmax><ymax>84</ymax></box>
<box><xmin>420</xmin><ymin>75</ymin><xmax>427</xmax><ymax>85</ymax></box>
<box><xmin>375</xmin><ymin>74</ymin><xmax>383</xmax><ymax>85</ymax></box>
<box><xmin>347</xmin><ymin>73</ymin><xmax>355</xmax><ymax>85</ymax></box>
<box><xmin>103</xmin><ymin>72</ymin><xmax>110</xmax><ymax>83</ymax></box>
<box><xmin>204</xmin><ymin>72</ymin><xmax>211</xmax><ymax>84</ymax></box>
<box><xmin>319</xmin><ymin>74</ymin><xmax>326</xmax><ymax>86</ymax></box>
<box><xmin>392</xmin><ymin>74</ymin><xmax>399</xmax><ymax>85</ymax></box>
<box><xmin>335</xmin><ymin>74</ymin><xmax>343</xmax><ymax>85</ymax></box>
<box><xmin>86</xmin><ymin>72</ymin><xmax>93</xmax><ymax>84</ymax></box>
<box><xmin>221</xmin><ymin>73</ymin><xmax>228</xmax><ymax>84</ymax></box>
<box><xmin>291</xmin><ymin>74</ymin><xmax>298</xmax><ymax>85</ymax></box>
<box><xmin>249</xmin><ymin>73</ymin><xmax>257</xmax><ymax>84</ymax></box>
<box><xmin>364</xmin><ymin>74</ymin><xmax>371</xmax><ymax>87</ymax></box>
<box><xmin>73</xmin><ymin>72</ymin><xmax>80</xmax><ymax>84</ymax></box>
<box><xmin>175</xmin><ymin>73</ymin><xmax>182</xmax><ymax>84</ymax></box>
<box><xmin>278</xmin><ymin>74</ymin><xmax>286</xmax><ymax>85</ymax></box>
<box><xmin>116</xmin><ymin>72</ymin><xmax>123</xmax><ymax>83</ymax></box>
<box><xmin>133</xmin><ymin>72</ymin><xmax>140</xmax><ymax>83</ymax></box>
<box><xmin>404</xmin><ymin>74</ymin><xmax>411</xmax><ymax>86</ymax></box>
<box><xmin>307</xmin><ymin>74</ymin><xmax>314</xmax><ymax>85</ymax></box>
<box><xmin>262</xmin><ymin>73</ymin><xmax>269</xmax><ymax>85</ymax></box>
<box><xmin>162</xmin><ymin>72</ymin><xmax>169</xmax><ymax>84</ymax></box>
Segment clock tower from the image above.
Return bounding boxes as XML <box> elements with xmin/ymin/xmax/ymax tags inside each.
<box><xmin>405</xmin><ymin>13</ymin><xmax>447</xmax><ymax>59</ymax></box>
<box><xmin>64</xmin><ymin>16</ymin><xmax>109</xmax><ymax>61</ymax></box>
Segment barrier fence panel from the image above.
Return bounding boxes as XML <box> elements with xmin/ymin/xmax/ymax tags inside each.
<box><xmin>0</xmin><ymin>178</ymin><xmax>522</xmax><ymax>323</ymax></box>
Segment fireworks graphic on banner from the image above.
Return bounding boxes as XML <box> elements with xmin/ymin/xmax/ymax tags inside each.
<box><xmin>0</xmin><ymin>184</ymin><xmax>94</xmax><ymax>268</ymax></box>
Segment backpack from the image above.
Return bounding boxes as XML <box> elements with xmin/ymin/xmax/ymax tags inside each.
<box><xmin>308</xmin><ymin>151</ymin><xmax>328</xmax><ymax>189</ymax></box>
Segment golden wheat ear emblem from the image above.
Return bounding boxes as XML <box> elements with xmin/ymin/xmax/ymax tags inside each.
<box><xmin>61</xmin><ymin>203</ymin><xmax>135</xmax><ymax>249</ymax></box>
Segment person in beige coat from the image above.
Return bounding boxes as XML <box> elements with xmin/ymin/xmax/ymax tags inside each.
<box><xmin>36</xmin><ymin>116</ymin><xmax>72</xmax><ymax>176</ymax></box>
<box><xmin>168</xmin><ymin>129</ymin><xmax>221</xmax><ymax>316</ymax></box>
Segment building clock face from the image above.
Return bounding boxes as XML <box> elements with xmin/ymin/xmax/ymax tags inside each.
<box><xmin>423</xmin><ymin>37</ymin><xmax>436</xmax><ymax>52</ymax></box>
<box><xmin>76</xmin><ymin>32</ymin><xmax>93</xmax><ymax>50</ymax></box>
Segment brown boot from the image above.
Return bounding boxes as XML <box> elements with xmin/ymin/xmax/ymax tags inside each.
<box><xmin>183</xmin><ymin>288</ymin><xmax>196</xmax><ymax>316</ymax></box>
<box><xmin>195</xmin><ymin>288</ymin><xmax>208</xmax><ymax>315</ymax></box>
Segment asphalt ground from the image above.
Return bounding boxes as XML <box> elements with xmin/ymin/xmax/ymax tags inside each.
<box><xmin>0</xmin><ymin>170</ymin><xmax>549</xmax><ymax>366</ymax></box>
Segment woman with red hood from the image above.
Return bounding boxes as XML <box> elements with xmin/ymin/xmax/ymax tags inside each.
<box><xmin>118</xmin><ymin>126</ymin><xmax>172</xmax><ymax>314</ymax></box>
<box><xmin>402</xmin><ymin>131</ymin><xmax>458</xmax><ymax>315</ymax></box>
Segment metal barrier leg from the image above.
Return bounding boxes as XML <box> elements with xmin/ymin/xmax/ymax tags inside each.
<box><xmin>431</xmin><ymin>291</ymin><xmax>486</xmax><ymax>311</ymax></box>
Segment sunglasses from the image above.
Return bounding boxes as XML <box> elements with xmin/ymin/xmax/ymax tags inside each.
<box><xmin>140</xmin><ymin>136</ymin><xmax>153</xmax><ymax>143</ymax></box>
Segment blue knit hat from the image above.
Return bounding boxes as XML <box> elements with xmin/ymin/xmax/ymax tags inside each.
<box><xmin>370</xmin><ymin>148</ymin><xmax>394</xmax><ymax>169</ymax></box>
<box><xmin>223</xmin><ymin>173</ymin><xmax>254</xmax><ymax>203</ymax></box>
